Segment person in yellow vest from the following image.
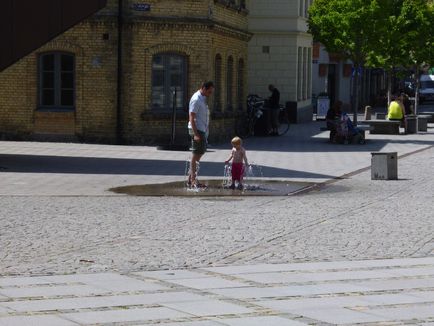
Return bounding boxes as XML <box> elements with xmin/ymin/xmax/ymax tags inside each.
<box><xmin>387</xmin><ymin>94</ymin><xmax>407</xmax><ymax>131</ymax></box>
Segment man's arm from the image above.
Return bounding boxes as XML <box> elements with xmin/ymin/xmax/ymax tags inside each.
<box><xmin>189</xmin><ymin>112</ymin><xmax>201</xmax><ymax>141</ymax></box>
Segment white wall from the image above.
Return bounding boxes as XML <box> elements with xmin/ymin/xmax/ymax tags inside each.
<box><xmin>247</xmin><ymin>0</ymin><xmax>313</xmax><ymax>107</ymax></box>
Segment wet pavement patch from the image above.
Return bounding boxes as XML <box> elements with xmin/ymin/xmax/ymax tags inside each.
<box><xmin>109</xmin><ymin>179</ymin><xmax>317</xmax><ymax>197</ymax></box>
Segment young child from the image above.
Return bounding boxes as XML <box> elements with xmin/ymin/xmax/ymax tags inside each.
<box><xmin>225</xmin><ymin>136</ymin><xmax>249</xmax><ymax>190</ymax></box>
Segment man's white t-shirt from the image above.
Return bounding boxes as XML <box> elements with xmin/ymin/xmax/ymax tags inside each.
<box><xmin>188</xmin><ymin>90</ymin><xmax>209</xmax><ymax>134</ymax></box>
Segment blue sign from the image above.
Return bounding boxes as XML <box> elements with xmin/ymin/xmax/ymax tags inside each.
<box><xmin>133</xmin><ymin>3</ymin><xmax>151</xmax><ymax>11</ymax></box>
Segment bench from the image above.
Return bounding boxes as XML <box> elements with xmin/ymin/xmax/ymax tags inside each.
<box><xmin>320</xmin><ymin>124</ymin><xmax>370</xmax><ymax>144</ymax></box>
<box><xmin>417</xmin><ymin>114</ymin><xmax>431</xmax><ymax>131</ymax></box>
<box><xmin>375</xmin><ymin>112</ymin><xmax>387</xmax><ymax>120</ymax></box>
<box><xmin>418</xmin><ymin>112</ymin><xmax>434</xmax><ymax>123</ymax></box>
<box><xmin>359</xmin><ymin>120</ymin><xmax>401</xmax><ymax>134</ymax></box>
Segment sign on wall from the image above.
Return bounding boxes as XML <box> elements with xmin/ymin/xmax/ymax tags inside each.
<box><xmin>317</xmin><ymin>97</ymin><xmax>330</xmax><ymax>117</ymax></box>
<box><xmin>133</xmin><ymin>3</ymin><xmax>151</xmax><ymax>11</ymax></box>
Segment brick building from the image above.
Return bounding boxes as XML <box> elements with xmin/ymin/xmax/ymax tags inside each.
<box><xmin>0</xmin><ymin>0</ymin><xmax>251</xmax><ymax>144</ymax></box>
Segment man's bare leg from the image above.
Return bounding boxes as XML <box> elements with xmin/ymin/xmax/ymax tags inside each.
<box><xmin>189</xmin><ymin>153</ymin><xmax>202</xmax><ymax>186</ymax></box>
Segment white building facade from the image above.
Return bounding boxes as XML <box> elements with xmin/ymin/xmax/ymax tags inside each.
<box><xmin>247</xmin><ymin>0</ymin><xmax>313</xmax><ymax>122</ymax></box>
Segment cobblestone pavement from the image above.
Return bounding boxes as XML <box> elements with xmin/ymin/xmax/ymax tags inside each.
<box><xmin>0</xmin><ymin>120</ymin><xmax>433</xmax><ymax>324</ymax></box>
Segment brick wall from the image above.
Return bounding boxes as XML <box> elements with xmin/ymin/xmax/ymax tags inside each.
<box><xmin>0</xmin><ymin>0</ymin><xmax>250</xmax><ymax>144</ymax></box>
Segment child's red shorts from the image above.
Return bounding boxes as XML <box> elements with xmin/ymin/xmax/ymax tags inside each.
<box><xmin>231</xmin><ymin>163</ymin><xmax>244</xmax><ymax>181</ymax></box>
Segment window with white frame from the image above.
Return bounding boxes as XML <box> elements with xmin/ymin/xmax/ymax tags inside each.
<box><xmin>152</xmin><ymin>53</ymin><xmax>187</xmax><ymax>110</ymax></box>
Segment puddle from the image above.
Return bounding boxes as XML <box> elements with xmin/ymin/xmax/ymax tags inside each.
<box><xmin>109</xmin><ymin>179</ymin><xmax>317</xmax><ymax>197</ymax></box>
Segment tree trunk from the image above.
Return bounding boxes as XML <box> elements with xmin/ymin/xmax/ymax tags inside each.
<box><xmin>353</xmin><ymin>64</ymin><xmax>359</xmax><ymax>124</ymax></box>
<box><xmin>387</xmin><ymin>70</ymin><xmax>392</xmax><ymax>107</ymax></box>
<box><xmin>414</xmin><ymin>65</ymin><xmax>420</xmax><ymax>115</ymax></box>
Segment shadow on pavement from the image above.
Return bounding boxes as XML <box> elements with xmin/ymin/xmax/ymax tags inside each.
<box><xmin>0</xmin><ymin>154</ymin><xmax>336</xmax><ymax>179</ymax></box>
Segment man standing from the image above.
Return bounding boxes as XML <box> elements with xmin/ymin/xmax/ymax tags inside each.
<box><xmin>187</xmin><ymin>81</ymin><xmax>214</xmax><ymax>187</ymax></box>
<box><xmin>268</xmin><ymin>84</ymin><xmax>280</xmax><ymax>136</ymax></box>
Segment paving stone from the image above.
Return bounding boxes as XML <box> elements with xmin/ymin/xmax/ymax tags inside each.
<box><xmin>0</xmin><ymin>284</ymin><xmax>109</xmax><ymax>298</ymax></box>
<box><xmin>0</xmin><ymin>276</ymin><xmax>56</xmax><ymax>287</ymax></box>
<box><xmin>235</xmin><ymin>269</ymin><xmax>395</xmax><ymax>284</ymax></box>
<box><xmin>291</xmin><ymin>307</ymin><xmax>389</xmax><ymax>324</ymax></box>
<box><xmin>0</xmin><ymin>306</ymin><xmax>10</xmax><ymax>314</ymax></box>
<box><xmin>0</xmin><ymin>315</ymin><xmax>76</xmax><ymax>326</ymax></box>
<box><xmin>208</xmin><ymin>287</ymin><xmax>291</xmax><ymax>299</ymax></box>
<box><xmin>205</xmin><ymin>257</ymin><xmax>434</xmax><ymax>275</ymax></box>
<box><xmin>257</xmin><ymin>292</ymin><xmax>434</xmax><ymax>313</ymax></box>
<box><xmin>2</xmin><ymin>292</ymin><xmax>206</xmax><ymax>312</ymax></box>
<box><xmin>85</xmin><ymin>278</ymin><xmax>168</xmax><ymax>293</ymax></box>
<box><xmin>368</xmin><ymin>304</ymin><xmax>434</xmax><ymax>320</ymax></box>
<box><xmin>146</xmin><ymin>322</ymin><xmax>222</xmax><ymax>326</ymax></box>
<box><xmin>218</xmin><ymin>316</ymin><xmax>308</xmax><ymax>325</ymax></box>
<box><xmin>165</xmin><ymin>277</ymin><xmax>250</xmax><ymax>290</ymax></box>
<box><xmin>136</xmin><ymin>270</ymin><xmax>212</xmax><ymax>280</ymax></box>
<box><xmin>352</xmin><ymin>277</ymin><xmax>434</xmax><ymax>292</ymax></box>
<box><xmin>162</xmin><ymin>300</ymin><xmax>253</xmax><ymax>316</ymax></box>
<box><xmin>61</xmin><ymin>307</ymin><xmax>191</xmax><ymax>324</ymax></box>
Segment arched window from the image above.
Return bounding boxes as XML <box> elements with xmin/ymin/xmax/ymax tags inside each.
<box><xmin>226</xmin><ymin>56</ymin><xmax>234</xmax><ymax>110</ymax></box>
<box><xmin>214</xmin><ymin>54</ymin><xmax>222</xmax><ymax>111</ymax></box>
<box><xmin>38</xmin><ymin>52</ymin><xmax>75</xmax><ymax>109</ymax></box>
<box><xmin>237</xmin><ymin>58</ymin><xmax>244</xmax><ymax>110</ymax></box>
<box><xmin>152</xmin><ymin>53</ymin><xmax>187</xmax><ymax>110</ymax></box>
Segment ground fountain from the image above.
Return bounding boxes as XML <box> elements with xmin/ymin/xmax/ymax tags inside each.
<box><xmin>110</xmin><ymin>161</ymin><xmax>316</xmax><ymax>197</ymax></box>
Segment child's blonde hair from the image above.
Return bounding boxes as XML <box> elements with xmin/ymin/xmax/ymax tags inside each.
<box><xmin>231</xmin><ymin>136</ymin><xmax>242</xmax><ymax>146</ymax></box>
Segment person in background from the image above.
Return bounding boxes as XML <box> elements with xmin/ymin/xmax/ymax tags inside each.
<box><xmin>268</xmin><ymin>84</ymin><xmax>280</xmax><ymax>136</ymax></box>
<box><xmin>387</xmin><ymin>94</ymin><xmax>407</xmax><ymax>131</ymax></box>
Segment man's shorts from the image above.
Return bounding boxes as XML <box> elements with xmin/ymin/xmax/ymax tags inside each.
<box><xmin>189</xmin><ymin>129</ymin><xmax>207</xmax><ymax>155</ymax></box>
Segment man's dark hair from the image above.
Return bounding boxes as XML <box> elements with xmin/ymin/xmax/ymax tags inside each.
<box><xmin>201</xmin><ymin>81</ymin><xmax>214</xmax><ymax>89</ymax></box>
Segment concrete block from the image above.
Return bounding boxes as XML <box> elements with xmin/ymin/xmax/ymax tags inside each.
<box><xmin>371</xmin><ymin>152</ymin><xmax>398</xmax><ymax>180</ymax></box>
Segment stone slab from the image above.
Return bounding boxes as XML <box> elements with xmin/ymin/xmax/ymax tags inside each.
<box><xmin>162</xmin><ymin>300</ymin><xmax>253</xmax><ymax>317</ymax></box>
<box><xmin>204</xmin><ymin>257</ymin><xmax>434</xmax><ymax>275</ymax></box>
<box><xmin>219</xmin><ymin>316</ymin><xmax>308</xmax><ymax>326</ymax></box>
<box><xmin>165</xmin><ymin>277</ymin><xmax>250</xmax><ymax>290</ymax></box>
<box><xmin>0</xmin><ymin>284</ymin><xmax>109</xmax><ymax>299</ymax></box>
<box><xmin>61</xmin><ymin>307</ymin><xmax>191</xmax><ymax>324</ymax></box>
<box><xmin>0</xmin><ymin>315</ymin><xmax>76</xmax><ymax>326</ymax></box>
<box><xmin>2</xmin><ymin>292</ymin><xmax>206</xmax><ymax>312</ymax></box>
<box><xmin>136</xmin><ymin>270</ymin><xmax>212</xmax><ymax>280</ymax></box>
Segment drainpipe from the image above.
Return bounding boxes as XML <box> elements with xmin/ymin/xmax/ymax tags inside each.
<box><xmin>116</xmin><ymin>0</ymin><xmax>124</xmax><ymax>144</ymax></box>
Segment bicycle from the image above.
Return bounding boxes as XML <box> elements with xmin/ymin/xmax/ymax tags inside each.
<box><xmin>235</xmin><ymin>95</ymin><xmax>290</xmax><ymax>138</ymax></box>
<box><xmin>276</xmin><ymin>105</ymin><xmax>290</xmax><ymax>136</ymax></box>
<box><xmin>235</xmin><ymin>94</ymin><xmax>264</xmax><ymax>138</ymax></box>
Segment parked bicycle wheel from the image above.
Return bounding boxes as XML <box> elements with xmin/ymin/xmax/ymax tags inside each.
<box><xmin>277</xmin><ymin>107</ymin><xmax>290</xmax><ymax>135</ymax></box>
<box><xmin>235</xmin><ymin>115</ymin><xmax>254</xmax><ymax>138</ymax></box>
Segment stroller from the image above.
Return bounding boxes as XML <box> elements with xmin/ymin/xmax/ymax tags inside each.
<box><xmin>331</xmin><ymin>114</ymin><xmax>365</xmax><ymax>144</ymax></box>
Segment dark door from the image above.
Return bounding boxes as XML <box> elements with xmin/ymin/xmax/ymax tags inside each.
<box><xmin>327</xmin><ymin>64</ymin><xmax>337</xmax><ymax>106</ymax></box>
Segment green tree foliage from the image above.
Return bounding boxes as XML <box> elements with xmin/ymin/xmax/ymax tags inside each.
<box><xmin>308</xmin><ymin>0</ymin><xmax>434</xmax><ymax>112</ymax></box>
<box><xmin>308</xmin><ymin>0</ymin><xmax>379</xmax><ymax>66</ymax></box>
<box><xmin>308</xmin><ymin>0</ymin><xmax>380</xmax><ymax>120</ymax></box>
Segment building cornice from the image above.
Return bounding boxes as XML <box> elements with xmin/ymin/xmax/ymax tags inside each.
<box><xmin>129</xmin><ymin>16</ymin><xmax>252</xmax><ymax>41</ymax></box>
<box><xmin>88</xmin><ymin>14</ymin><xmax>252</xmax><ymax>41</ymax></box>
